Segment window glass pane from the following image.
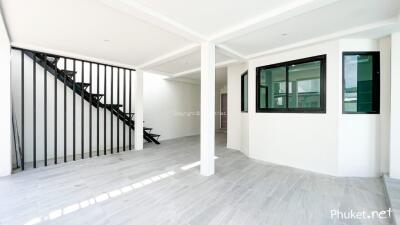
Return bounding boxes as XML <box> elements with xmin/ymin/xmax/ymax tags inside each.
<box><xmin>259</xmin><ymin>66</ymin><xmax>286</xmax><ymax>109</ymax></box>
<box><xmin>344</xmin><ymin>55</ymin><xmax>374</xmax><ymax>113</ymax></box>
<box><xmin>288</xmin><ymin>61</ymin><xmax>321</xmax><ymax>108</ymax></box>
<box><xmin>243</xmin><ymin>74</ymin><xmax>248</xmax><ymax>111</ymax></box>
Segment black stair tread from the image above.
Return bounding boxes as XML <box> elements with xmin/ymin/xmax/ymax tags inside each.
<box><xmin>126</xmin><ymin>113</ymin><xmax>135</xmax><ymax>118</ymax></box>
<box><xmin>91</xmin><ymin>93</ymin><xmax>104</xmax><ymax>101</ymax></box>
<box><xmin>91</xmin><ymin>93</ymin><xmax>104</xmax><ymax>97</ymax></box>
<box><xmin>144</xmin><ymin>127</ymin><xmax>152</xmax><ymax>130</ymax></box>
<box><xmin>75</xmin><ymin>82</ymin><xmax>91</xmax><ymax>87</ymax></box>
<box><xmin>60</xmin><ymin>70</ymin><xmax>76</xmax><ymax>77</ymax></box>
<box><xmin>37</xmin><ymin>53</ymin><xmax>58</xmax><ymax>62</ymax></box>
<box><xmin>104</xmin><ymin>104</ymin><xmax>123</xmax><ymax>108</ymax></box>
<box><xmin>149</xmin><ymin>133</ymin><xmax>160</xmax><ymax>137</ymax></box>
<box><xmin>75</xmin><ymin>82</ymin><xmax>90</xmax><ymax>85</ymax></box>
<box><xmin>46</xmin><ymin>56</ymin><xmax>60</xmax><ymax>66</ymax></box>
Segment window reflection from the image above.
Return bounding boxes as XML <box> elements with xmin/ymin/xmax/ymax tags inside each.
<box><xmin>288</xmin><ymin>61</ymin><xmax>321</xmax><ymax>108</ymax></box>
<box><xmin>343</xmin><ymin>54</ymin><xmax>378</xmax><ymax>113</ymax></box>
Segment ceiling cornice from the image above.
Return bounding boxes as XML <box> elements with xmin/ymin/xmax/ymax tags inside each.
<box><xmin>172</xmin><ymin>59</ymin><xmax>238</xmax><ymax>78</ymax></box>
<box><xmin>100</xmin><ymin>0</ymin><xmax>399</xmax><ymax>77</ymax></box>
<box><xmin>210</xmin><ymin>0</ymin><xmax>342</xmax><ymax>43</ymax></box>
<box><xmin>136</xmin><ymin>44</ymin><xmax>199</xmax><ymax>69</ymax></box>
<box><xmin>100</xmin><ymin>0</ymin><xmax>207</xmax><ymax>43</ymax></box>
<box><xmin>217</xmin><ymin>45</ymin><xmax>246</xmax><ymax>60</ymax></box>
<box><xmin>105</xmin><ymin>0</ymin><xmax>342</xmax><ymax>72</ymax></box>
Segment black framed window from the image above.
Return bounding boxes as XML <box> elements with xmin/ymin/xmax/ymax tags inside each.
<box><xmin>256</xmin><ymin>55</ymin><xmax>326</xmax><ymax>113</ymax></box>
<box><xmin>241</xmin><ymin>71</ymin><xmax>248</xmax><ymax>112</ymax></box>
<box><xmin>342</xmin><ymin>52</ymin><xmax>380</xmax><ymax>114</ymax></box>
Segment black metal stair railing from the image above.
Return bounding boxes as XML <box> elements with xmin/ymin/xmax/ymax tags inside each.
<box><xmin>12</xmin><ymin>47</ymin><xmax>161</xmax><ymax>170</ymax></box>
<box><xmin>11</xmin><ymin>105</ymin><xmax>22</xmax><ymax>169</ymax></box>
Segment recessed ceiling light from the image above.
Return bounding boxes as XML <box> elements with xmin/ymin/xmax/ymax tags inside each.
<box><xmin>281</xmin><ymin>33</ymin><xmax>288</xmax><ymax>37</ymax></box>
<box><xmin>104</xmin><ymin>39</ymin><xmax>111</xmax><ymax>42</ymax></box>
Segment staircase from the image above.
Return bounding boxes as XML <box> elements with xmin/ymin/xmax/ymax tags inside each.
<box><xmin>11</xmin><ymin>47</ymin><xmax>165</xmax><ymax>170</ymax></box>
<box><xmin>12</xmin><ymin>47</ymin><xmax>164</xmax><ymax>170</ymax></box>
<box><xmin>26</xmin><ymin>52</ymin><xmax>161</xmax><ymax>145</ymax></box>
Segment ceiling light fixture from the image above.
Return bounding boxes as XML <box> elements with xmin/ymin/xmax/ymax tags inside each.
<box><xmin>281</xmin><ymin>33</ymin><xmax>288</xmax><ymax>37</ymax></box>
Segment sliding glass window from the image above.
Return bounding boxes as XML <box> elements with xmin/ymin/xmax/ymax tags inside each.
<box><xmin>343</xmin><ymin>52</ymin><xmax>380</xmax><ymax>114</ymax></box>
<box><xmin>288</xmin><ymin>61</ymin><xmax>322</xmax><ymax>109</ymax></box>
<box><xmin>258</xmin><ymin>66</ymin><xmax>286</xmax><ymax>109</ymax></box>
<box><xmin>241</xmin><ymin>71</ymin><xmax>248</xmax><ymax>112</ymax></box>
<box><xmin>256</xmin><ymin>55</ymin><xmax>326</xmax><ymax>113</ymax></box>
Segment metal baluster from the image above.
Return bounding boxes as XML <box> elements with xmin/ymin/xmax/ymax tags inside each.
<box><xmin>123</xmin><ymin>69</ymin><xmax>126</xmax><ymax>151</ymax></box>
<box><xmin>63</xmin><ymin>58</ymin><xmax>67</xmax><ymax>163</ymax></box>
<box><xmin>117</xmin><ymin>68</ymin><xmax>120</xmax><ymax>153</ymax></box>
<box><xmin>33</xmin><ymin>54</ymin><xmax>37</xmax><ymax>168</ymax></box>
<box><xmin>73</xmin><ymin>59</ymin><xmax>76</xmax><ymax>161</ymax></box>
<box><xmin>110</xmin><ymin>67</ymin><xmax>114</xmax><ymax>154</ymax></box>
<box><xmin>97</xmin><ymin>64</ymin><xmax>100</xmax><ymax>156</ymax></box>
<box><xmin>21</xmin><ymin>51</ymin><xmax>25</xmax><ymax>170</ymax></box>
<box><xmin>129</xmin><ymin>70</ymin><xmax>132</xmax><ymax>150</ymax></box>
<box><xmin>81</xmin><ymin>61</ymin><xmax>85</xmax><ymax>159</ymax></box>
<box><xmin>89</xmin><ymin>63</ymin><xmax>92</xmax><ymax>158</ymax></box>
<box><xmin>44</xmin><ymin>54</ymin><xmax>47</xmax><ymax>166</ymax></box>
<box><xmin>54</xmin><ymin>55</ymin><xmax>58</xmax><ymax>165</ymax></box>
<box><xmin>104</xmin><ymin>66</ymin><xmax>107</xmax><ymax>155</ymax></box>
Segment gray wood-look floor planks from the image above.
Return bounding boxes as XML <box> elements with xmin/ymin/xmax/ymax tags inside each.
<box><xmin>0</xmin><ymin>133</ymin><xmax>392</xmax><ymax>225</ymax></box>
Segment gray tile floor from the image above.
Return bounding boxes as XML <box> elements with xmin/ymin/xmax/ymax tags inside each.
<box><xmin>384</xmin><ymin>176</ymin><xmax>400</xmax><ymax>225</ymax></box>
<box><xmin>0</xmin><ymin>133</ymin><xmax>392</xmax><ymax>225</ymax></box>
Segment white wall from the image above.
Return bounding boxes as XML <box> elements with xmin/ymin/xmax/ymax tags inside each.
<box><xmin>248</xmin><ymin>41</ymin><xmax>340</xmax><ymax>176</ymax></box>
<box><xmin>228</xmin><ymin>38</ymin><xmax>392</xmax><ymax>177</ymax></box>
<box><xmin>240</xmin><ymin>113</ymin><xmax>249</xmax><ymax>156</ymax></box>
<box><xmin>227</xmin><ymin>63</ymin><xmax>248</xmax><ymax>152</ymax></box>
<box><xmin>337</xmin><ymin>39</ymin><xmax>382</xmax><ymax>177</ymax></box>
<box><xmin>390</xmin><ymin>32</ymin><xmax>400</xmax><ymax>179</ymax></box>
<box><xmin>0</xmin><ymin>11</ymin><xmax>11</xmax><ymax>176</ymax></box>
<box><xmin>379</xmin><ymin>37</ymin><xmax>391</xmax><ymax>175</ymax></box>
<box><xmin>143</xmin><ymin>72</ymin><xmax>200</xmax><ymax>141</ymax></box>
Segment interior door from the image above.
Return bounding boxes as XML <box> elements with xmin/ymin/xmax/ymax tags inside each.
<box><xmin>221</xmin><ymin>94</ymin><xmax>227</xmax><ymax>129</ymax></box>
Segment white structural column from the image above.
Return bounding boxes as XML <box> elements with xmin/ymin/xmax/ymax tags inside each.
<box><xmin>134</xmin><ymin>69</ymin><xmax>144</xmax><ymax>151</ymax></box>
<box><xmin>200</xmin><ymin>42</ymin><xmax>216</xmax><ymax>176</ymax></box>
<box><xmin>0</xmin><ymin>11</ymin><xmax>11</xmax><ymax>177</ymax></box>
<box><xmin>390</xmin><ymin>32</ymin><xmax>400</xmax><ymax>179</ymax></box>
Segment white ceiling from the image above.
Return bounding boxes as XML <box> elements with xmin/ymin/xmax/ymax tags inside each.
<box><xmin>131</xmin><ymin>0</ymin><xmax>300</xmax><ymax>37</ymax></box>
<box><xmin>183</xmin><ymin>67</ymin><xmax>228</xmax><ymax>87</ymax></box>
<box><xmin>223</xmin><ymin>0</ymin><xmax>400</xmax><ymax>56</ymax></box>
<box><xmin>0</xmin><ymin>0</ymin><xmax>193</xmax><ymax>66</ymax></box>
<box><xmin>150</xmin><ymin>48</ymin><xmax>231</xmax><ymax>75</ymax></box>
<box><xmin>1</xmin><ymin>0</ymin><xmax>400</xmax><ymax>82</ymax></box>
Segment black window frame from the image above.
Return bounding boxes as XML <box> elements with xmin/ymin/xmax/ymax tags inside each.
<box><xmin>342</xmin><ymin>52</ymin><xmax>380</xmax><ymax>114</ymax></box>
<box><xmin>256</xmin><ymin>55</ymin><xmax>327</xmax><ymax>113</ymax></box>
<box><xmin>241</xmin><ymin>71</ymin><xmax>248</xmax><ymax>112</ymax></box>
